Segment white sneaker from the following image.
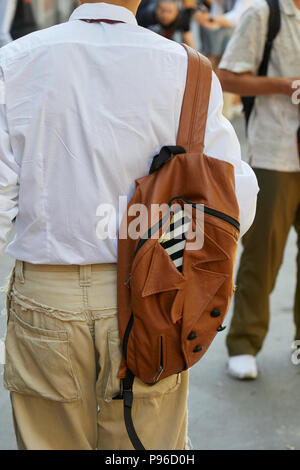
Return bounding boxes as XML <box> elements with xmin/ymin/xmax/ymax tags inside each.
<box><xmin>227</xmin><ymin>355</ymin><xmax>258</xmax><ymax>380</ymax></box>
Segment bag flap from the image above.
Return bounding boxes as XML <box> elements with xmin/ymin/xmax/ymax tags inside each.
<box><xmin>142</xmin><ymin>242</ymin><xmax>186</xmax><ymax>297</ymax></box>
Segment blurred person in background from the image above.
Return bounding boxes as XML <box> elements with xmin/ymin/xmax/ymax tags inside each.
<box><xmin>0</xmin><ymin>0</ymin><xmax>16</xmax><ymax>47</ymax></box>
<box><xmin>137</xmin><ymin>0</ymin><xmax>196</xmax><ymax>47</ymax></box>
<box><xmin>194</xmin><ymin>0</ymin><xmax>236</xmax><ymax>68</ymax></box>
<box><xmin>195</xmin><ymin>0</ymin><xmax>252</xmax><ymax>29</ymax></box>
<box><xmin>10</xmin><ymin>0</ymin><xmax>37</xmax><ymax>40</ymax></box>
<box><xmin>218</xmin><ymin>0</ymin><xmax>300</xmax><ymax>380</ymax></box>
<box><xmin>195</xmin><ymin>0</ymin><xmax>253</xmax><ymax>119</ymax></box>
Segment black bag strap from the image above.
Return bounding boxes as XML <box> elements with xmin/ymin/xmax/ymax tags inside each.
<box><xmin>258</xmin><ymin>0</ymin><xmax>281</xmax><ymax>76</ymax></box>
<box><xmin>122</xmin><ymin>369</ymin><xmax>145</xmax><ymax>450</ymax></box>
<box><xmin>242</xmin><ymin>0</ymin><xmax>281</xmax><ymax>127</ymax></box>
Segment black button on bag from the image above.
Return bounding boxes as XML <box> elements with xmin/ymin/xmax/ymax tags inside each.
<box><xmin>188</xmin><ymin>332</ymin><xmax>197</xmax><ymax>340</ymax></box>
<box><xmin>211</xmin><ymin>309</ymin><xmax>221</xmax><ymax>318</ymax></box>
<box><xmin>193</xmin><ymin>345</ymin><xmax>203</xmax><ymax>353</ymax></box>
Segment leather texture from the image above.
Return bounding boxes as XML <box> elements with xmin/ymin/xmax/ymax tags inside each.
<box><xmin>117</xmin><ymin>45</ymin><xmax>240</xmax><ymax>384</ymax></box>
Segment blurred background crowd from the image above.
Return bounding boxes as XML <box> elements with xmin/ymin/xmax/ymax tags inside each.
<box><xmin>0</xmin><ymin>0</ymin><xmax>252</xmax><ymax>119</ymax></box>
<box><xmin>0</xmin><ymin>0</ymin><xmax>252</xmax><ymax>52</ymax></box>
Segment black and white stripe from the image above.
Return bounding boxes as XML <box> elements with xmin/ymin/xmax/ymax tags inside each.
<box><xmin>159</xmin><ymin>209</ymin><xmax>191</xmax><ymax>272</ymax></box>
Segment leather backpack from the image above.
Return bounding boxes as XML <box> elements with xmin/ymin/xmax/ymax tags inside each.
<box><xmin>117</xmin><ymin>45</ymin><xmax>240</xmax><ymax>450</ymax></box>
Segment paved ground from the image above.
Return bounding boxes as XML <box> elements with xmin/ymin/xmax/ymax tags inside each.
<box><xmin>0</xmin><ymin>118</ymin><xmax>299</xmax><ymax>450</ymax></box>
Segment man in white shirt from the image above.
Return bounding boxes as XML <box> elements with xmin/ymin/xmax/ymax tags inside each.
<box><xmin>218</xmin><ymin>0</ymin><xmax>300</xmax><ymax>380</ymax></box>
<box><xmin>1</xmin><ymin>0</ymin><xmax>258</xmax><ymax>450</ymax></box>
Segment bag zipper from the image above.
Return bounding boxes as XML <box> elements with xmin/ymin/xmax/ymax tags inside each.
<box><xmin>125</xmin><ymin>196</ymin><xmax>239</xmax><ymax>288</ymax></box>
<box><xmin>153</xmin><ymin>336</ymin><xmax>164</xmax><ymax>382</ymax></box>
<box><xmin>132</xmin><ymin>210</ymin><xmax>170</xmax><ymax>262</ymax></box>
<box><xmin>123</xmin><ymin>317</ymin><xmax>164</xmax><ymax>383</ymax></box>
<box><xmin>168</xmin><ymin>196</ymin><xmax>240</xmax><ymax>232</ymax></box>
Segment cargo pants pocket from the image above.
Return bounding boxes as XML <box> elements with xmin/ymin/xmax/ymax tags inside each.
<box><xmin>3</xmin><ymin>300</ymin><xmax>81</xmax><ymax>403</ymax></box>
<box><xmin>99</xmin><ymin>327</ymin><xmax>182</xmax><ymax>403</ymax></box>
<box><xmin>133</xmin><ymin>372</ymin><xmax>182</xmax><ymax>398</ymax></box>
<box><xmin>103</xmin><ymin>328</ymin><xmax>123</xmax><ymax>402</ymax></box>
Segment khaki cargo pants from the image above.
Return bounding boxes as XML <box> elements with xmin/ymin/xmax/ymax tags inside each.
<box><xmin>3</xmin><ymin>261</ymin><xmax>188</xmax><ymax>450</ymax></box>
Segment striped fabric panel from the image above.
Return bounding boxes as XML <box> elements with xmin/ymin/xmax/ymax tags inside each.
<box><xmin>159</xmin><ymin>208</ymin><xmax>191</xmax><ymax>273</ymax></box>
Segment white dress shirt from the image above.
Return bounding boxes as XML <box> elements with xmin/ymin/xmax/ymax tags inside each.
<box><xmin>0</xmin><ymin>2</ymin><xmax>258</xmax><ymax>265</ymax></box>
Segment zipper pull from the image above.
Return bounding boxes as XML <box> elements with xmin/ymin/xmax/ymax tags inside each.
<box><xmin>124</xmin><ymin>273</ymin><xmax>132</xmax><ymax>288</ymax></box>
<box><xmin>153</xmin><ymin>365</ymin><xmax>164</xmax><ymax>383</ymax></box>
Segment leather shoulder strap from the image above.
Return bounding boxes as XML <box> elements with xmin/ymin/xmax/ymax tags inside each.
<box><xmin>176</xmin><ymin>44</ymin><xmax>212</xmax><ymax>153</ymax></box>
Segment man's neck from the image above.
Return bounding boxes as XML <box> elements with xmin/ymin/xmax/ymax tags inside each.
<box><xmin>294</xmin><ymin>0</ymin><xmax>300</xmax><ymax>11</ymax></box>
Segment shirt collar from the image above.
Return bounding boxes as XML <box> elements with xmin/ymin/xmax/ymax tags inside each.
<box><xmin>69</xmin><ymin>2</ymin><xmax>138</xmax><ymax>25</ymax></box>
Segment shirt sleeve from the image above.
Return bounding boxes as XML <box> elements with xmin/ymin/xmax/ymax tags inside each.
<box><xmin>223</xmin><ymin>0</ymin><xmax>253</xmax><ymax>28</ymax></box>
<box><xmin>219</xmin><ymin>0</ymin><xmax>269</xmax><ymax>74</ymax></box>
<box><xmin>0</xmin><ymin>69</ymin><xmax>19</xmax><ymax>254</ymax></box>
<box><xmin>204</xmin><ymin>72</ymin><xmax>259</xmax><ymax>237</ymax></box>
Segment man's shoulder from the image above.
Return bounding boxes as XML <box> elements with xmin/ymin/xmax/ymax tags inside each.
<box><xmin>219</xmin><ymin>0</ymin><xmax>270</xmax><ymax>73</ymax></box>
<box><xmin>0</xmin><ymin>22</ymin><xmax>69</xmax><ymax>65</ymax></box>
<box><xmin>243</xmin><ymin>0</ymin><xmax>270</xmax><ymax>20</ymax></box>
<box><xmin>136</xmin><ymin>26</ymin><xmax>187</xmax><ymax>58</ymax></box>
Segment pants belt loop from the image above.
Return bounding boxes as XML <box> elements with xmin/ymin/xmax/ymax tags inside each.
<box><xmin>79</xmin><ymin>265</ymin><xmax>92</xmax><ymax>287</ymax></box>
<box><xmin>15</xmin><ymin>260</ymin><xmax>25</xmax><ymax>284</ymax></box>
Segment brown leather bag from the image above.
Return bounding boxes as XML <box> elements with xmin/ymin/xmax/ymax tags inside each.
<box><xmin>117</xmin><ymin>45</ymin><xmax>240</xmax><ymax>450</ymax></box>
